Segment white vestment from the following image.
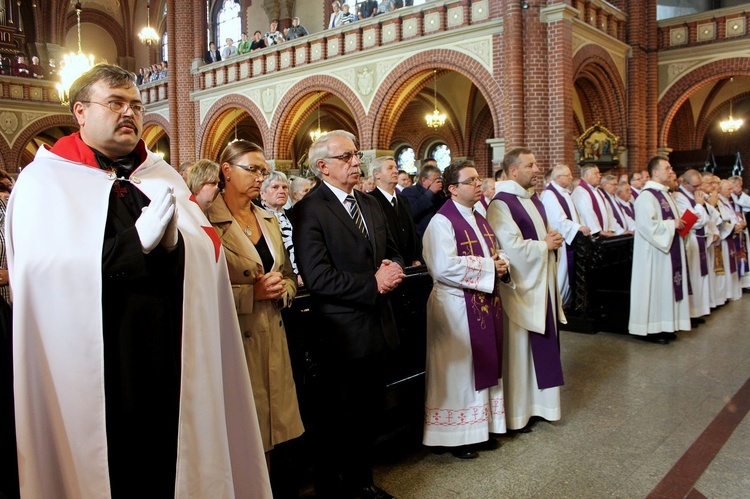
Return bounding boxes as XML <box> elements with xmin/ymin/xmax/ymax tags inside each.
<box><xmin>702</xmin><ymin>203</ymin><xmax>724</xmax><ymax>308</ymax></box>
<box><xmin>716</xmin><ymin>196</ymin><xmax>742</xmax><ymax>301</ymax></box>
<box><xmin>730</xmin><ymin>192</ymin><xmax>750</xmax><ymax>288</ymax></box>
<box><xmin>616</xmin><ymin>197</ymin><xmax>637</xmax><ymax>231</ymax></box>
<box><xmin>7</xmin><ymin>144</ymin><xmax>271</xmax><ymax>498</ymax></box>
<box><xmin>673</xmin><ymin>187</ymin><xmax>711</xmax><ymax>318</ymax></box>
<box><xmin>603</xmin><ymin>190</ymin><xmax>634</xmax><ymax>232</ymax></box>
<box><xmin>487</xmin><ymin>181</ymin><xmax>564</xmax><ymax>430</ymax></box>
<box><xmin>571</xmin><ymin>183</ymin><xmax>624</xmax><ymax>235</ymax></box>
<box><xmin>628</xmin><ymin>181</ymin><xmax>690</xmax><ymax>335</ymax></box>
<box><xmin>422</xmin><ymin>206</ymin><xmax>507</xmax><ymax>446</ymax></box>
<box><xmin>539</xmin><ymin>181</ymin><xmax>582</xmax><ymax>307</ymax></box>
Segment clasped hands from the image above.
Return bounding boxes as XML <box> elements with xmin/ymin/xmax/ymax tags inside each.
<box><xmin>492</xmin><ymin>252</ymin><xmax>509</xmax><ymax>277</ymax></box>
<box><xmin>135</xmin><ymin>184</ymin><xmax>179</xmax><ymax>253</ymax></box>
<box><xmin>545</xmin><ymin>229</ymin><xmax>564</xmax><ymax>250</ymax></box>
<box><xmin>376</xmin><ymin>259</ymin><xmax>405</xmax><ymax>294</ymax></box>
<box><xmin>254</xmin><ymin>271</ymin><xmax>286</xmax><ymax>301</ymax></box>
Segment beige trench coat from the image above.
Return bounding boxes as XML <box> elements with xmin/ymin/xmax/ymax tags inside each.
<box><xmin>207</xmin><ymin>194</ymin><xmax>304</xmax><ymax>451</ymax></box>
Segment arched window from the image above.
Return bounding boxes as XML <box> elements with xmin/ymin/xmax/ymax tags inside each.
<box><xmin>395</xmin><ymin>146</ymin><xmax>417</xmax><ymax>174</ymax></box>
<box><xmin>427</xmin><ymin>143</ymin><xmax>451</xmax><ymax>171</ymax></box>
<box><xmin>161</xmin><ymin>32</ymin><xmax>168</xmax><ymax>62</ymax></box>
<box><xmin>217</xmin><ymin>0</ymin><xmax>241</xmax><ymax>52</ymax></box>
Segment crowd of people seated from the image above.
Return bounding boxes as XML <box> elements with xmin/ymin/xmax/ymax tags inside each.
<box><xmin>136</xmin><ymin>61</ymin><xmax>168</xmax><ymax>85</ymax></box>
<box><xmin>0</xmin><ymin>54</ymin><xmax>56</xmax><ymax>79</ymax></box>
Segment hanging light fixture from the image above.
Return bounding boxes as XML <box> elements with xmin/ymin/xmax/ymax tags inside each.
<box><xmin>720</xmin><ymin>78</ymin><xmax>744</xmax><ymax>133</ymax></box>
<box><xmin>138</xmin><ymin>0</ymin><xmax>160</xmax><ymax>45</ymax></box>
<box><xmin>310</xmin><ymin>92</ymin><xmax>327</xmax><ymax>141</ymax></box>
<box><xmin>425</xmin><ymin>70</ymin><xmax>446</xmax><ymax>128</ymax></box>
<box><xmin>56</xmin><ymin>2</ymin><xmax>95</xmax><ymax>105</ymax></box>
<box><xmin>229</xmin><ymin>109</ymin><xmax>240</xmax><ymax>144</ymax></box>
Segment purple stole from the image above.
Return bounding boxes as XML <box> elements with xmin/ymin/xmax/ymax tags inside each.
<box><xmin>645</xmin><ymin>188</ymin><xmax>685</xmax><ymax>301</ymax></box>
<box><xmin>544</xmin><ymin>183</ymin><xmax>575</xmax><ymax>290</ymax></box>
<box><xmin>619</xmin><ymin>200</ymin><xmax>635</xmax><ymax>220</ymax></box>
<box><xmin>493</xmin><ymin>191</ymin><xmax>565</xmax><ymax>390</ymax></box>
<box><xmin>631</xmin><ymin>187</ymin><xmax>639</xmax><ymax>200</ymax></box>
<box><xmin>730</xmin><ymin>199</ymin><xmax>748</xmax><ymax>276</ymax></box>
<box><xmin>721</xmin><ymin>199</ymin><xmax>740</xmax><ymax>275</ymax></box>
<box><xmin>600</xmin><ymin>188</ymin><xmax>624</xmax><ymax>228</ymax></box>
<box><xmin>437</xmin><ymin>199</ymin><xmax>503</xmax><ymax>391</ymax></box>
<box><xmin>579</xmin><ymin>179</ymin><xmax>604</xmax><ymax>228</ymax></box>
<box><xmin>677</xmin><ymin>187</ymin><xmax>708</xmax><ymax>276</ymax></box>
<box><xmin>480</xmin><ymin>196</ymin><xmax>489</xmax><ymax>210</ymax></box>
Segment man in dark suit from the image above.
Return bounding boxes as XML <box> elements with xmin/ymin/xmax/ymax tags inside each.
<box><xmin>292</xmin><ymin>131</ymin><xmax>404</xmax><ymax>499</ymax></box>
<box><xmin>204</xmin><ymin>42</ymin><xmax>221</xmax><ymax>64</ymax></box>
<box><xmin>401</xmin><ymin>160</ymin><xmax>447</xmax><ymax>238</ymax></box>
<box><xmin>369</xmin><ymin>156</ymin><xmax>422</xmax><ymax>266</ymax></box>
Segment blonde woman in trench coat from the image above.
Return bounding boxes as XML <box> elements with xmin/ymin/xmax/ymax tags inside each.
<box><xmin>206</xmin><ymin>140</ymin><xmax>303</xmax><ymax>461</ymax></box>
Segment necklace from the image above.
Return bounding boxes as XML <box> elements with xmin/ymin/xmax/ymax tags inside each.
<box><xmin>243</xmin><ymin>226</ymin><xmax>253</xmax><ymax>237</ymax></box>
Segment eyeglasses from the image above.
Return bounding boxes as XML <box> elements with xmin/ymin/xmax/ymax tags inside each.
<box><xmin>233</xmin><ymin>164</ymin><xmax>271</xmax><ymax>178</ymax></box>
<box><xmin>326</xmin><ymin>151</ymin><xmax>364</xmax><ymax>163</ymax></box>
<box><xmin>452</xmin><ymin>176</ymin><xmax>481</xmax><ymax>186</ymax></box>
<box><xmin>81</xmin><ymin>100</ymin><xmax>146</xmax><ymax>116</ymax></box>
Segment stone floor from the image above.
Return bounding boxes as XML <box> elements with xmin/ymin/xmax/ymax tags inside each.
<box><xmin>370</xmin><ymin>297</ymin><xmax>750</xmax><ymax>498</ymax></box>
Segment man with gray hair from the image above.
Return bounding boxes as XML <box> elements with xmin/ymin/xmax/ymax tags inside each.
<box><xmin>369</xmin><ymin>156</ymin><xmax>422</xmax><ymax>265</ymax></box>
<box><xmin>473</xmin><ymin>177</ymin><xmax>495</xmax><ymax>218</ymax></box>
<box><xmin>292</xmin><ymin>130</ymin><xmax>403</xmax><ymax>499</ymax></box>
<box><xmin>571</xmin><ymin>165</ymin><xmax>622</xmax><ymax>236</ymax></box>
<box><xmin>728</xmin><ymin>175</ymin><xmax>750</xmax><ymax>290</ymax></box>
<box><xmin>539</xmin><ymin>164</ymin><xmax>590</xmax><ymax>307</ymax></box>
<box><xmin>599</xmin><ymin>174</ymin><xmax>633</xmax><ymax>232</ymax></box>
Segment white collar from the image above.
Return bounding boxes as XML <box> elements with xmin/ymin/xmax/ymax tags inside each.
<box><xmin>376</xmin><ymin>186</ymin><xmax>396</xmax><ymax>204</ymax></box>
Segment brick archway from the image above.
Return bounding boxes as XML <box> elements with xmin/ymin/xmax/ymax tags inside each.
<box><xmin>572</xmin><ymin>44</ymin><xmax>627</xmax><ymax>141</ymax></box>
<box><xmin>270</xmin><ymin>76</ymin><xmax>366</xmax><ymax>160</ymax></box>
<box><xmin>0</xmin><ymin>136</ymin><xmax>11</xmax><ymax>172</ymax></box>
<box><xmin>12</xmin><ymin>114</ymin><xmax>77</xmax><ymax>168</ymax></box>
<box><xmin>658</xmin><ymin>57</ymin><xmax>750</xmax><ymax>147</ymax></box>
<box><xmin>199</xmin><ymin>94</ymin><xmax>268</xmax><ymax>161</ymax></box>
<box><xmin>144</xmin><ymin>113</ymin><xmax>172</xmax><ymax>138</ymax></box>
<box><xmin>368</xmin><ymin>49</ymin><xmax>504</xmax><ymax>152</ymax></box>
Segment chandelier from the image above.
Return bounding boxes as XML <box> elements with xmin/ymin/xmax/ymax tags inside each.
<box><xmin>138</xmin><ymin>0</ymin><xmax>160</xmax><ymax>45</ymax></box>
<box><xmin>229</xmin><ymin>109</ymin><xmax>240</xmax><ymax>144</ymax></box>
<box><xmin>56</xmin><ymin>2</ymin><xmax>95</xmax><ymax>105</ymax></box>
<box><xmin>310</xmin><ymin>92</ymin><xmax>327</xmax><ymax>141</ymax></box>
<box><xmin>425</xmin><ymin>70</ymin><xmax>446</xmax><ymax>128</ymax></box>
<box><xmin>720</xmin><ymin>78</ymin><xmax>744</xmax><ymax>134</ymax></box>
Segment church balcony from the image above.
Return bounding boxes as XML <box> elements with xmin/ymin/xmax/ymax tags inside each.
<box><xmin>191</xmin><ymin>0</ymin><xmax>496</xmax><ymax>98</ymax></box>
<box><xmin>139</xmin><ymin>78</ymin><xmax>169</xmax><ymax>108</ymax></box>
<box><xmin>658</xmin><ymin>5</ymin><xmax>750</xmax><ymax>50</ymax></box>
<box><xmin>571</xmin><ymin>0</ymin><xmax>627</xmax><ymax>42</ymax></box>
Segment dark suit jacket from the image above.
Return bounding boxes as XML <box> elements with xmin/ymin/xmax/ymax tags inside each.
<box><xmin>401</xmin><ymin>182</ymin><xmax>447</xmax><ymax>238</ymax></box>
<box><xmin>292</xmin><ymin>182</ymin><xmax>403</xmax><ymax>359</ymax></box>
<box><xmin>204</xmin><ymin>50</ymin><xmax>221</xmax><ymax>64</ymax></box>
<box><xmin>369</xmin><ymin>188</ymin><xmax>422</xmax><ymax>265</ymax></box>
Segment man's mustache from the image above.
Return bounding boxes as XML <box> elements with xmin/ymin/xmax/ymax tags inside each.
<box><xmin>116</xmin><ymin>120</ymin><xmax>139</xmax><ymax>134</ymax></box>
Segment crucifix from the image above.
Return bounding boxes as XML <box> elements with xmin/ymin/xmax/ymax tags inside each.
<box><xmin>459</xmin><ymin>230</ymin><xmax>478</xmax><ymax>256</ymax></box>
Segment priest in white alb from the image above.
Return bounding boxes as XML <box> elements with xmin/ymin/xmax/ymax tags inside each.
<box><xmin>422</xmin><ymin>160</ymin><xmax>510</xmax><ymax>459</ymax></box>
<box><xmin>571</xmin><ymin>165</ymin><xmax>624</xmax><ymax>237</ymax></box>
<box><xmin>487</xmin><ymin>147</ymin><xmax>565</xmax><ymax>431</ymax></box>
<box><xmin>673</xmin><ymin>170</ymin><xmax>711</xmax><ymax>321</ymax></box>
<box><xmin>539</xmin><ymin>164</ymin><xmax>591</xmax><ymax>308</ymax></box>
<box><xmin>716</xmin><ymin>179</ymin><xmax>745</xmax><ymax>301</ymax></box>
<box><xmin>628</xmin><ymin>156</ymin><xmax>690</xmax><ymax>343</ymax></box>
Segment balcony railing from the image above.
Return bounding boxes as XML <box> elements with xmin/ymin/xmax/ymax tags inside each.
<box><xmin>192</xmin><ymin>0</ymin><xmax>494</xmax><ymax>94</ymax></box>
<box><xmin>658</xmin><ymin>5</ymin><xmax>750</xmax><ymax>50</ymax></box>
<box><xmin>0</xmin><ymin>76</ymin><xmax>63</xmax><ymax>106</ymax></box>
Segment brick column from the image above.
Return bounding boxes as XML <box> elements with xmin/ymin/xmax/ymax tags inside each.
<box><xmin>626</xmin><ymin>0</ymin><xmax>658</xmax><ymax>170</ymax></box>
<box><xmin>541</xmin><ymin>3</ymin><xmax>578</xmax><ymax>169</ymax></box>
<box><xmin>167</xmin><ymin>0</ymin><xmax>199</xmax><ymax>167</ymax></box>
<box><xmin>502</xmin><ymin>0</ymin><xmax>525</xmax><ymax>149</ymax></box>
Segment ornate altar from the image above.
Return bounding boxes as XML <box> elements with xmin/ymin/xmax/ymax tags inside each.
<box><xmin>576</xmin><ymin>122</ymin><xmax>620</xmax><ymax>169</ymax></box>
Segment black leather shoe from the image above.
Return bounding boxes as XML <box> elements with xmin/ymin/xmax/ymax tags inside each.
<box><xmin>450</xmin><ymin>446</ymin><xmax>479</xmax><ymax>459</ymax></box>
<box><xmin>353</xmin><ymin>484</ymin><xmax>394</xmax><ymax>499</ymax></box>
<box><xmin>690</xmin><ymin>318</ymin><xmax>705</xmax><ymax>327</ymax></box>
<box><xmin>474</xmin><ymin>437</ymin><xmax>500</xmax><ymax>451</ymax></box>
<box><xmin>664</xmin><ymin>332</ymin><xmax>677</xmax><ymax>340</ymax></box>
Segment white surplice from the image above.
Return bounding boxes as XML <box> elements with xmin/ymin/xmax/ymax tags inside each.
<box><xmin>716</xmin><ymin>196</ymin><xmax>742</xmax><ymax>301</ymax></box>
<box><xmin>487</xmin><ymin>181</ymin><xmax>564</xmax><ymax>430</ymax></box>
<box><xmin>703</xmin><ymin>203</ymin><xmax>725</xmax><ymax>308</ymax></box>
<box><xmin>628</xmin><ymin>181</ymin><xmax>691</xmax><ymax>336</ymax></box>
<box><xmin>673</xmin><ymin>187</ymin><xmax>711</xmax><ymax>318</ymax></box>
<box><xmin>422</xmin><ymin>205</ymin><xmax>507</xmax><ymax>447</ymax></box>
<box><xmin>730</xmin><ymin>192</ymin><xmax>750</xmax><ymax>288</ymax></box>
<box><xmin>571</xmin><ymin>184</ymin><xmax>624</xmax><ymax>235</ymax></box>
<box><xmin>539</xmin><ymin>181</ymin><xmax>582</xmax><ymax>307</ymax></box>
